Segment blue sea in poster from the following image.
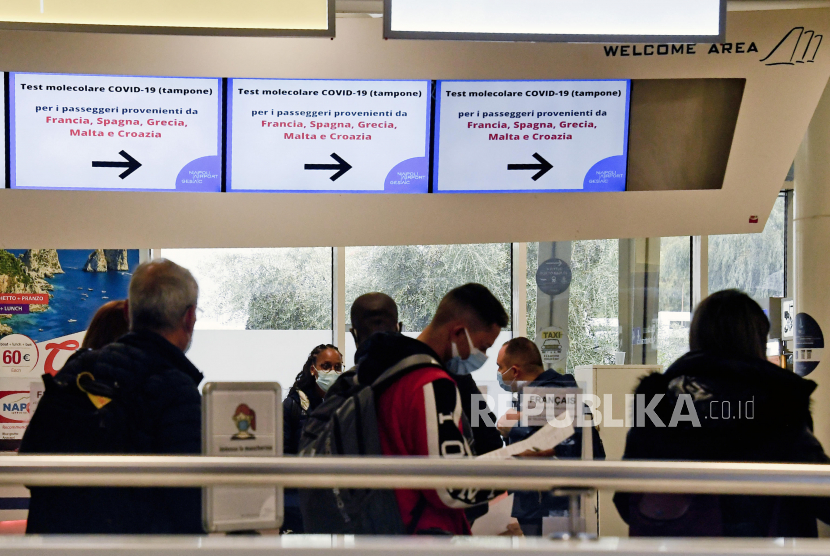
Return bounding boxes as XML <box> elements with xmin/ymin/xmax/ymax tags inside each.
<box><xmin>3</xmin><ymin>250</ymin><xmax>138</xmax><ymax>342</ymax></box>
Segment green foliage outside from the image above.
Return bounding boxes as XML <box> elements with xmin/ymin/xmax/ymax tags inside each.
<box><xmin>346</xmin><ymin>244</ymin><xmax>512</xmax><ymax>331</ymax></box>
<box><xmin>186</xmin><ymin>192</ymin><xmax>783</xmax><ymax>373</ymax></box>
<box><xmin>0</xmin><ymin>250</ymin><xmax>33</xmax><ymax>288</ymax></box>
<box><xmin>198</xmin><ymin>248</ymin><xmax>333</xmax><ymax>330</ymax></box>
<box><xmin>566</xmin><ymin>240</ymin><xmax>620</xmax><ymax>371</ymax></box>
<box><xmin>195</xmin><ymin>244</ymin><xmax>512</xmax><ymax>333</ymax></box>
<box><xmin>527</xmin><ymin>240</ymin><xmax>620</xmax><ymax>372</ymax></box>
<box><xmin>657</xmin><ymin>236</ymin><xmax>692</xmax><ymax>369</ymax></box>
<box><xmin>709</xmin><ymin>195</ymin><xmax>785</xmax><ymax>310</ymax></box>
<box><xmin>658</xmin><ymin>237</ymin><xmax>692</xmax><ymax>313</ymax></box>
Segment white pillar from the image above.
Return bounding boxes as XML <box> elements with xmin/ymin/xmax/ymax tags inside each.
<box><xmin>795</xmin><ymin>79</ymin><xmax>830</xmax><ymax>449</ymax></box>
<box><xmin>692</xmin><ymin>235</ymin><xmax>708</xmax><ymax>309</ymax></box>
<box><xmin>512</xmin><ymin>242</ymin><xmax>527</xmax><ymax>338</ymax></box>
<box><xmin>333</xmin><ymin>246</ymin><xmax>346</xmax><ymax>351</ymax></box>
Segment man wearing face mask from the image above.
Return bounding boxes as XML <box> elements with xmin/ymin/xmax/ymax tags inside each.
<box><xmin>354</xmin><ymin>283</ymin><xmax>508</xmax><ymax>534</ymax></box>
<box><xmin>495</xmin><ymin>337</ymin><xmax>605</xmax><ymax>536</ymax></box>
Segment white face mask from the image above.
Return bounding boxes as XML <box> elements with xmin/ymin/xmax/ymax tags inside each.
<box><xmin>315</xmin><ymin>368</ymin><xmax>339</xmax><ymax>393</ymax></box>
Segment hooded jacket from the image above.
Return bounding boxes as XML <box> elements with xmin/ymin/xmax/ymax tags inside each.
<box><xmin>356</xmin><ymin>333</ymin><xmax>497</xmax><ymax>534</ymax></box>
<box><xmin>22</xmin><ymin>331</ymin><xmax>204</xmax><ymax>535</ymax></box>
<box><xmin>614</xmin><ymin>350</ymin><xmax>830</xmax><ymax>537</ymax></box>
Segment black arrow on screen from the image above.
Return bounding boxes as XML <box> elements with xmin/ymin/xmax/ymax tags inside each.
<box><xmin>304</xmin><ymin>153</ymin><xmax>352</xmax><ymax>181</ymax></box>
<box><xmin>507</xmin><ymin>152</ymin><xmax>553</xmax><ymax>181</ymax></box>
<box><xmin>92</xmin><ymin>150</ymin><xmax>142</xmax><ymax>179</ymax></box>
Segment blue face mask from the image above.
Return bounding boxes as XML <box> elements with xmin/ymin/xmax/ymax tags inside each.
<box><xmin>446</xmin><ymin>328</ymin><xmax>489</xmax><ymax>376</ymax></box>
<box><xmin>316</xmin><ymin>369</ymin><xmax>339</xmax><ymax>393</ymax></box>
<box><xmin>238</xmin><ymin>420</ymin><xmax>250</xmax><ymax>431</ymax></box>
<box><xmin>497</xmin><ymin>369</ymin><xmax>514</xmax><ymax>392</ymax></box>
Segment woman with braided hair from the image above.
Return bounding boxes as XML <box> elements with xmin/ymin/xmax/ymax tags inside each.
<box><xmin>283</xmin><ymin>343</ymin><xmax>344</xmax><ymax>454</ymax></box>
<box><xmin>282</xmin><ymin>343</ymin><xmax>343</xmax><ymax>533</ymax></box>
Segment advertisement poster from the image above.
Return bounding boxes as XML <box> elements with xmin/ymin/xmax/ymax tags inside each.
<box><xmin>536</xmin><ymin>326</ymin><xmax>569</xmax><ymax>373</ymax></box>
<box><xmin>0</xmin><ymin>249</ymin><xmax>136</xmax><ymax>446</ymax></box>
<box><xmin>435</xmin><ymin>79</ymin><xmax>630</xmax><ymax>192</ymax></box>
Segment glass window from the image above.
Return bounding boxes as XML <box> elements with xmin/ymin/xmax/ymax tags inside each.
<box><xmin>568</xmin><ymin>240</ymin><xmax>620</xmax><ymax>371</ymax></box>
<box><xmin>527</xmin><ymin>240</ymin><xmax>620</xmax><ymax>372</ymax></box>
<box><xmin>526</xmin><ymin>242</ymin><xmax>539</xmax><ymax>340</ymax></box>
<box><xmin>161</xmin><ymin>248</ymin><xmax>333</xmax><ymax>389</ymax></box>
<box><xmin>344</xmin><ymin>243</ymin><xmax>512</xmax><ymax>388</ymax></box>
<box><xmin>658</xmin><ymin>237</ymin><xmax>692</xmax><ymax>369</ymax></box>
<box><xmin>708</xmin><ymin>194</ymin><xmax>786</xmax><ymax>311</ymax></box>
<box><xmin>528</xmin><ymin>238</ymin><xmax>692</xmax><ymax>372</ymax></box>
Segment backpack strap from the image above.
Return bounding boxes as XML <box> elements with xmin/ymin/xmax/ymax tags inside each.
<box><xmin>406</xmin><ymin>493</ymin><xmax>429</xmax><ymax>535</ymax></box>
<box><xmin>370</xmin><ymin>354</ymin><xmax>442</xmax><ymax>393</ymax></box>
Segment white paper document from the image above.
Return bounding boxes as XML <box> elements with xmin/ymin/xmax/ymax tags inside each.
<box><xmin>476</xmin><ymin>416</ymin><xmax>576</xmax><ymax>460</ymax></box>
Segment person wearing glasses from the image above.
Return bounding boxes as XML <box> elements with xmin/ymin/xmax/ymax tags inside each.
<box><xmin>282</xmin><ymin>343</ymin><xmax>344</xmax><ymax>533</ymax></box>
<box><xmin>284</xmin><ymin>343</ymin><xmax>344</xmax><ymax>455</ymax></box>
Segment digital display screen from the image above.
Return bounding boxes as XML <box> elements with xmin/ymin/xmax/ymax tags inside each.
<box><xmin>10</xmin><ymin>72</ymin><xmax>222</xmax><ymax>192</ymax></box>
<box><xmin>228</xmin><ymin>79</ymin><xmax>430</xmax><ymax>193</ymax></box>
<box><xmin>386</xmin><ymin>0</ymin><xmax>724</xmax><ymax>42</ymax></box>
<box><xmin>434</xmin><ymin>79</ymin><xmax>630</xmax><ymax>193</ymax></box>
<box><xmin>0</xmin><ymin>0</ymin><xmax>331</xmax><ymax>35</ymax></box>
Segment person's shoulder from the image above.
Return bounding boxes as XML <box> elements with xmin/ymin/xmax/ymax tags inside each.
<box><xmin>53</xmin><ymin>347</ymin><xmax>96</xmax><ymax>376</ymax></box>
<box><xmin>57</xmin><ymin>343</ymin><xmax>139</xmax><ymax>384</ymax></box>
<box><xmin>389</xmin><ymin>366</ymin><xmax>454</xmax><ymax>393</ymax></box>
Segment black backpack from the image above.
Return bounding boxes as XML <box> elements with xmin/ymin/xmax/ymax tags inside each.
<box><xmin>19</xmin><ymin>349</ymin><xmax>153</xmax><ymax>534</ymax></box>
<box><xmin>297</xmin><ymin>353</ymin><xmax>441</xmax><ymax>535</ymax></box>
<box><xmin>20</xmin><ymin>349</ymin><xmax>143</xmax><ymax>455</ymax></box>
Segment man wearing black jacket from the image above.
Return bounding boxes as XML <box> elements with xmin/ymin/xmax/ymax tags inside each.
<box><xmin>22</xmin><ymin>259</ymin><xmax>204</xmax><ymax>535</ymax></box>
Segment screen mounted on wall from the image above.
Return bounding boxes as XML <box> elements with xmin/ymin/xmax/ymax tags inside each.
<box><xmin>0</xmin><ymin>0</ymin><xmax>333</xmax><ymax>36</ymax></box>
<box><xmin>434</xmin><ymin>79</ymin><xmax>631</xmax><ymax>193</ymax></box>
<box><xmin>384</xmin><ymin>0</ymin><xmax>725</xmax><ymax>42</ymax></box>
<box><xmin>9</xmin><ymin>72</ymin><xmax>223</xmax><ymax>192</ymax></box>
<box><xmin>228</xmin><ymin>79</ymin><xmax>431</xmax><ymax>193</ymax></box>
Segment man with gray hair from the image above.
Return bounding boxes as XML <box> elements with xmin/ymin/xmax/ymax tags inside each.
<box><xmin>22</xmin><ymin>259</ymin><xmax>205</xmax><ymax>535</ymax></box>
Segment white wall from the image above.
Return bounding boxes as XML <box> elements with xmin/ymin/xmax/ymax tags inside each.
<box><xmin>187</xmin><ymin>329</ymin><xmax>333</xmax><ymax>395</ymax></box>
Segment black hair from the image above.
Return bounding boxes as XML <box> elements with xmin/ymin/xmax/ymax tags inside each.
<box><xmin>350</xmin><ymin>292</ymin><xmax>399</xmax><ymax>344</ymax></box>
<box><xmin>689</xmin><ymin>289</ymin><xmax>770</xmax><ymax>361</ymax></box>
<box><xmin>433</xmin><ymin>283</ymin><xmax>509</xmax><ymax>330</ymax></box>
<box><xmin>290</xmin><ymin>343</ymin><xmax>343</xmax><ymax>397</ymax></box>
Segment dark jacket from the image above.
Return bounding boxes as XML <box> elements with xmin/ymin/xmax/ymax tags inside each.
<box><xmin>509</xmin><ymin>370</ymin><xmax>605</xmax><ymax>525</ymax></box>
<box><xmin>614</xmin><ymin>351</ymin><xmax>830</xmax><ymax>537</ymax></box>
<box><xmin>21</xmin><ymin>331</ymin><xmax>204</xmax><ymax>535</ymax></box>
<box><xmin>354</xmin><ymin>333</ymin><xmax>503</xmax><ymax>457</ymax></box>
<box><xmin>283</xmin><ymin>386</ymin><xmax>324</xmax><ymax>456</ymax></box>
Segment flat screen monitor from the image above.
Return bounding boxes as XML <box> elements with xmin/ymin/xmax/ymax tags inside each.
<box><xmin>10</xmin><ymin>72</ymin><xmax>222</xmax><ymax>192</ymax></box>
<box><xmin>385</xmin><ymin>0</ymin><xmax>725</xmax><ymax>43</ymax></box>
<box><xmin>228</xmin><ymin>79</ymin><xmax>431</xmax><ymax>193</ymax></box>
<box><xmin>0</xmin><ymin>0</ymin><xmax>332</xmax><ymax>36</ymax></box>
<box><xmin>434</xmin><ymin>79</ymin><xmax>630</xmax><ymax>193</ymax></box>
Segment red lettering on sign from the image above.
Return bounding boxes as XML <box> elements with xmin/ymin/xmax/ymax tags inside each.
<box><xmin>43</xmin><ymin>340</ymin><xmax>80</xmax><ymax>376</ymax></box>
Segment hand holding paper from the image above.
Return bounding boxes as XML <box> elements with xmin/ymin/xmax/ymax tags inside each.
<box><xmin>476</xmin><ymin>412</ymin><xmax>575</xmax><ymax>460</ymax></box>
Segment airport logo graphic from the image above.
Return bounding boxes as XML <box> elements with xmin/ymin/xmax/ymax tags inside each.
<box><xmin>0</xmin><ymin>392</ymin><xmax>29</xmax><ymax>423</ymax></box>
<box><xmin>601</xmin><ymin>26</ymin><xmax>823</xmax><ymax>66</ymax></box>
<box><xmin>231</xmin><ymin>403</ymin><xmax>256</xmax><ymax>440</ymax></box>
<box><xmin>761</xmin><ymin>27</ymin><xmax>823</xmax><ymax>66</ymax></box>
